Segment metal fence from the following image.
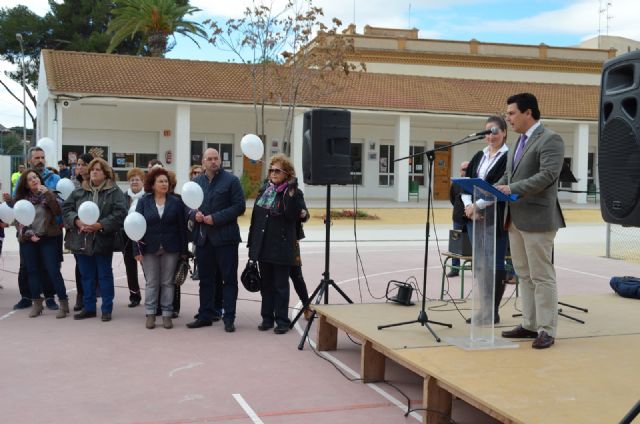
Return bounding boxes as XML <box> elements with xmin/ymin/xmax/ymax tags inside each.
<box><xmin>606</xmin><ymin>223</ymin><xmax>640</xmax><ymax>263</ymax></box>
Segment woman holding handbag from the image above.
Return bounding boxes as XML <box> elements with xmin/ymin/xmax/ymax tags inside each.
<box><xmin>134</xmin><ymin>167</ymin><xmax>189</xmax><ymax>329</ymax></box>
<box><xmin>247</xmin><ymin>154</ymin><xmax>304</xmax><ymax>335</ymax></box>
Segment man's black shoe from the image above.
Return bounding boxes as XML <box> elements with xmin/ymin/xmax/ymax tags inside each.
<box><xmin>258</xmin><ymin>322</ymin><xmax>274</xmax><ymax>331</ymax></box>
<box><xmin>224</xmin><ymin>320</ymin><xmax>235</xmax><ymax>333</ymax></box>
<box><xmin>186</xmin><ymin>319</ymin><xmax>212</xmax><ymax>329</ymax></box>
<box><xmin>501</xmin><ymin>325</ymin><xmax>538</xmax><ymax>339</ymax></box>
<box><xmin>13</xmin><ymin>298</ymin><xmax>32</xmax><ymax>310</ymax></box>
<box><xmin>446</xmin><ymin>270</ymin><xmax>459</xmax><ymax>278</ymax></box>
<box><xmin>274</xmin><ymin>325</ymin><xmax>289</xmax><ymax>335</ymax></box>
<box><xmin>74</xmin><ymin>310</ymin><xmax>97</xmax><ymax>320</ymax></box>
<box><xmin>45</xmin><ymin>298</ymin><xmax>59</xmax><ymax>310</ymax></box>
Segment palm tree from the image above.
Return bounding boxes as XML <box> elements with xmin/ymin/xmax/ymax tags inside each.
<box><xmin>107</xmin><ymin>0</ymin><xmax>207</xmax><ymax>57</ymax></box>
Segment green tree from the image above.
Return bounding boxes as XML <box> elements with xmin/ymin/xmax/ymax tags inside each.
<box><xmin>107</xmin><ymin>0</ymin><xmax>207</xmax><ymax>57</ymax></box>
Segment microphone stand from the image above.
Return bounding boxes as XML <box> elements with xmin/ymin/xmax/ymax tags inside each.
<box><xmin>378</xmin><ymin>134</ymin><xmax>485</xmax><ymax>341</ymax></box>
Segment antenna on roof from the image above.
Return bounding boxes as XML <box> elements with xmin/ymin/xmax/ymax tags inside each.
<box><xmin>353</xmin><ymin>0</ymin><xmax>356</xmax><ymax>27</ymax></box>
<box><xmin>409</xmin><ymin>3</ymin><xmax>412</xmax><ymax>28</ymax></box>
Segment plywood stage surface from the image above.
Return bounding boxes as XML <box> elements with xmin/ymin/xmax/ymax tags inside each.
<box><xmin>313</xmin><ymin>294</ymin><xmax>640</xmax><ymax>424</ymax></box>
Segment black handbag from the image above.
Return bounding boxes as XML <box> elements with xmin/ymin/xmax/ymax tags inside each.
<box><xmin>240</xmin><ymin>260</ymin><xmax>261</xmax><ymax>293</ymax></box>
<box><xmin>174</xmin><ymin>257</ymin><xmax>190</xmax><ymax>287</ymax></box>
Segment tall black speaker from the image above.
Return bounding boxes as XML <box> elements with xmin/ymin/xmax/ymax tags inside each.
<box><xmin>302</xmin><ymin>109</ymin><xmax>352</xmax><ymax>185</ymax></box>
<box><xmin>599</xmin><ymin>50</ymin><xmax>640</xmax><ymax>226</ymax></box>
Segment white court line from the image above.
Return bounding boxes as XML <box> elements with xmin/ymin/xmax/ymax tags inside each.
<box><xmin>292</xmin><ymin>267</ymin><xmax>428</xmax><ymax>422</ymax></box>
<box><xmin>232</xmin><ymin>393</ymin><xmax>265</xmax><ymax>424</ymax></box>
<box><xmin>555</xmin><ymin>265</ymin><xmax>611</xmax><ymax>280</ymax></box>
<box><xmin>0</xmin><ymin>310</ymin><xmax>18</xmax><ymax>320</ymax></box>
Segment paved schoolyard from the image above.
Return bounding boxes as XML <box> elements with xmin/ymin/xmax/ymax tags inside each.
<box><xmin>0</xmin><ymin>205</ymin><xmax>636</xmax><ymax>424</ymax></box>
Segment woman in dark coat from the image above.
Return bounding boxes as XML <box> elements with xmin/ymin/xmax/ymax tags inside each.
<box><xmin>134</xmin><ymin>167</ymin><xmax>188</xmax><ymax>329</ymax></box>
<box><xmin>62</xmin><ymin>158</ymin><xmax>127</xmax><ymax>322</ymax></box>
<box><xmin>461</xmin><ymin>115</ymin><xmax>509</xmax><ymax>324</ymax></box>
<box><xmin>247</xmin><ymin>154</ymin><xmax>303</xmax><ymax>334</ymax></box>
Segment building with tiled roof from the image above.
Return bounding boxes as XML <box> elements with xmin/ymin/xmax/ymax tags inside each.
<box><xmin>37</xmin><ymin>26</ymin><xmax>614</xmax><ymax>202</ymax></box>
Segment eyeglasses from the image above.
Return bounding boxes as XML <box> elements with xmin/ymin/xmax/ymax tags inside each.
<box><xmin>268</xmin><ymin>168</ymin><xmax>287</xmax><ymax>175</ymax></box>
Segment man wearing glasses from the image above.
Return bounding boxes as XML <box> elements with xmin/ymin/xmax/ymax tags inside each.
<box><xmin>186</xmin><ymin>148</ymin><xmax>245</xmax><ymax>332</ymax></box>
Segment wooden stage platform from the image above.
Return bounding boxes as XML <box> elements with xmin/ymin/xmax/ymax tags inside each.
<box><xmin>313</xmin><ymin>294</ymin><xmax>640</xmax><ymax>424</ymax></box>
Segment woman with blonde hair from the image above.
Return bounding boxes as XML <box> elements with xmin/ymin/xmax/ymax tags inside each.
<box><xmin>62</xmin><ymin>158</ymin><xmax>127</xmax><ymax>322</ymax></box>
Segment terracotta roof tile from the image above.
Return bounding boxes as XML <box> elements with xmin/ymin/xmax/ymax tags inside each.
<box><xmin>43</xmin><ymin>49</ymin><xmax>599</xmax><ymax>120</ymax></box>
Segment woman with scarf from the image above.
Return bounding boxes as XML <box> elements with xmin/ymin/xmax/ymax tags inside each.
<box><xmin>247</xmin><ymin>154</ymin><xmax>304</xmax><ymax>335</ymax></box>
<box><xmin>123</xmin><ymin>168</ymin><xmax>145</xmax><ymax>307</ymax></box>
<box><xmin>13</xmin><ymin>170</ymin><xmax>69</xmax><ymax>318</ymax></box>
<box><xmin>62</xmin><ymin>158</ymin><xmax>127</xmax><ymax>322</ymax></box>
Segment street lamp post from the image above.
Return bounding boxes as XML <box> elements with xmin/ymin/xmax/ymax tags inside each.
<box><xmin>16</xmin><ymin>33</ymin><xmax>27</xmax><ymax>166</ymax></box>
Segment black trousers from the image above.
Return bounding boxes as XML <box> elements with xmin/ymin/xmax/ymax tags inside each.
<box><xmin>259</xmin><ymin>262</ymin><xmax>291</xmax><ymax>328</ymax></box>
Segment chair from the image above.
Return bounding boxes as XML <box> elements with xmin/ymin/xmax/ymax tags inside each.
<box><xmin>440</xmin><ymin>252</ymin><xmax>472</xmax><ymax>299</ymax></box>
<box><xmin>408</xmin><ymin>180</ymin><xmax>419</xmax><ymax>202</ymax></box>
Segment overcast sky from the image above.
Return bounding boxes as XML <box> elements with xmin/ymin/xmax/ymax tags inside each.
<box><xmin>1</xmin><ymin>0</ymin><xmax>639</xmax><ymax>128</ymax></box>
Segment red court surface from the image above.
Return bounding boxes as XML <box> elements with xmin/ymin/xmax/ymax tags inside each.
<box><xmin>0</xmin><ymin>220</ymin><xmax>637</xmax><ymax>424</ymax></box>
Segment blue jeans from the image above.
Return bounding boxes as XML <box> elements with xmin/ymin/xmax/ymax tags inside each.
<box><xmin>76</xmin><ymin>253</ymin><xmax>115</xmax><ymax>314</ymax></box>
<box><xmin>20</xmin><ymin>236</ymin><xmax>68</xmax><ymax>300</ymax></box>
<box><xmin>196</xmin><ymin>242</ymin><xmax>239</xmax><ymax>323</ymax></box>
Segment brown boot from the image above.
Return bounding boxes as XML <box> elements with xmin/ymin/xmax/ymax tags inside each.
<box><xmin>146</xmin><ymin>315</ymin><xmax>156</xmax><ymax>329</ymax></box>
<box><xmin>162</xmin><ymin>316</ymin><xmax>173</xmax><ymax>329</ymax></box>
<box><xmin>56</xmin><ymin>299</ymin><xmax>70</xmax><ymax>319</ymax></box>
<box><xmin>29</xmin><ymin>299</ymin><xmax>44</xmax><ymax>318</ymax></box>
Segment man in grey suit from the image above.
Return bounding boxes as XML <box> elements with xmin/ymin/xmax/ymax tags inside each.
<box><xmin>495</xmin><ymin>93</ymin><xmax>565</xmax><ymax>349</ymax></box>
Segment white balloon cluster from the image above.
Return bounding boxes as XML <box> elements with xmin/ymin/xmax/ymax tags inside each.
<box><xmin>13</xmin><ymin>200</ymin><xmax>35</xmax><ymax>226</ymax></box>
<box><xmin>0</xmin><ymin>203</ymin><xmax>15</xmax><ymax>223</ymax></box>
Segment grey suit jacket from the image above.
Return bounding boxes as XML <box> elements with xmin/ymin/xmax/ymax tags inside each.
<box><xmin>497</xmin><ymin>124</ymin><xmax>566</xmax><ymax>232</ymax></box>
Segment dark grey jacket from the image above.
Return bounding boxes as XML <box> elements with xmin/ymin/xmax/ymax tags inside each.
<box><xmin>62</xmin><ymin>180</ymin><xmax>127</xmax><ymax>255</ymax></box>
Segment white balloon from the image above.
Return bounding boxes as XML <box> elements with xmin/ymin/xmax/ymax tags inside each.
<box><xmin>56</xmin><ymin>178</ymin><xmax>75</xmax><ymax>200</ymax></box>
<box><xmin>13</xmin><ymin>199</ymin><xmax>36</xmax><ymax>226</ymax></box>
<box><xmin>181</xmin><ymin>181</ymin><xmax>204</xmax><ymax>210</ymax></box>
<box><xmin>78</xmin><ymin>201</ymin><xmax>100</xmax><ymax>225</ymax></box>
<box><xmin>0</xmin><ymin>202</ymin><xmax>14</xmax><ymax>223</ymax></box>
<box><xmin>124</xmin><ymin>212</ymin><xmax>146</xmax><ymax>242</ymax></box>
<box><xmin>37</xmin><ymin>137</ymin><xmax>56</xmax><ymax>161</ymax></box>
<box><xmin>240</xmin><ymin>134</ymin><xmax>264</xmax><ymax>161</ymax></box>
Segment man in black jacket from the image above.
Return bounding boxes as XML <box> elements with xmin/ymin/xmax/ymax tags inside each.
<box><xmin>186</xmin><ymin>148</ymin><xmax>245</xmax><ymax>332</ymax></box>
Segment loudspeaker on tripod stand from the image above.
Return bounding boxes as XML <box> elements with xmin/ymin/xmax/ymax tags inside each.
<box><xmin>599</xmin><ymin>50</ymin><xmax>640</xmax><ymax>227</ymax></box>
<box><xmin>302</xmin><ymin>109</ymin><xmax>352</xmax><ymax>186</ymax></box>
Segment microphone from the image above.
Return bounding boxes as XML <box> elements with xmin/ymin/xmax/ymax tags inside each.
<box><xmin>468</xmin><ymin>127</ymin><xmax>499</xmax><ymax>137</ymax></box>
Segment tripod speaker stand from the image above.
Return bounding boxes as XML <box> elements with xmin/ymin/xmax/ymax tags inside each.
<box><xmin>290</xmin><ymin>185</ymin><xmax>353</xmax><ymax>350</ymax></box>
<box><xmin>378</xmin><ymin>149</ymin><xmax>453</xmax><ymax>342</ymax></box>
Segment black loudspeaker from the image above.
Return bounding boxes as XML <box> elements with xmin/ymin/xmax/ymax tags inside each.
<box><xmin>599</xmin><ymin>50</ymin><xmax>640</xmax><ymax>226</ymax></box>
<box><xmin>302</xmin><ymin>109</ymin><xmax>352</xmax><ymax>185</ymax></box>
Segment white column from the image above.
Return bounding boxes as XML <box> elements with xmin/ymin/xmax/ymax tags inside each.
<box><xmin>572</xmin><ymin>123</ymin><xmax>589</xmax><ymax>204</ymax></box>
<box><xmin>174</xmin><ymin>104</ymin><xmax>191</xmax><ymax>193</ymax></box>
<box><xmin>292</xmin><ymin>112</ymin><xmax>305</xmax><ymax>192</ymax></box>
<box><xmin>395</xmin><ymin>115</ymin><xmax>411</xmax><ymax>202</ymax></box>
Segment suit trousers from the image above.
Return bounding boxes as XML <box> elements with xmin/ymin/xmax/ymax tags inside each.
<box><xmin>195</xmin><ymin>241</ymin><xmax>239</xmax><ymax>323</ymax></box>
<box><xmin>508</xmin><ymin>223</ymin><xmax>558</xmax><ymax>336</ymax></box>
